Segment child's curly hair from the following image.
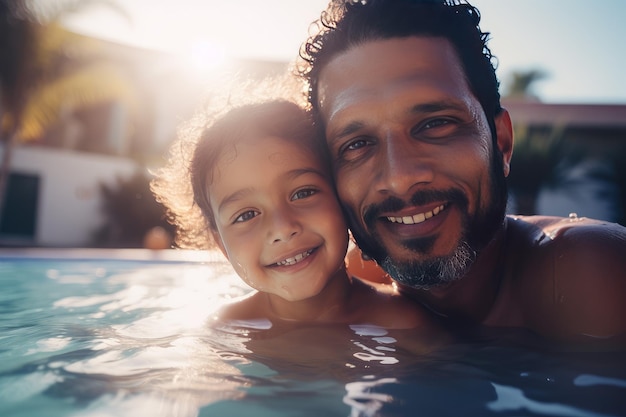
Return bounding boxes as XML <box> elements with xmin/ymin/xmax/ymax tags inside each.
<box><xmin>150</xmin><ymin>74</ymin><xmax>313</xmax><ymax>249</ymax></box>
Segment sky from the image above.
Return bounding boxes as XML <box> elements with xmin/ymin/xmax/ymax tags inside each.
<box><xmin>60</xmin><ymin>0</ymin><xmax>626</xmax><ymax>104</ymax></box>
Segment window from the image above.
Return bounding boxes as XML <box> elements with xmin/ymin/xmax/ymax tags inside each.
<box><xmin>0</xmin><ymin>172</ymin><xmax>40</xmax><ymax>243</ymax></box>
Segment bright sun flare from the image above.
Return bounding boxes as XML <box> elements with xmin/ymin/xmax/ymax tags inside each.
<box><xmin>186</xmin><ymin>40</ymin><xmax>227</xmax><ymax>72</ymax></box>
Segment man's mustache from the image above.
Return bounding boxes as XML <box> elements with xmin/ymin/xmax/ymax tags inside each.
<box><xmin>363</xmin><ymin>189</ymin><xmax>469</xmax><ymax>227</ymax></box>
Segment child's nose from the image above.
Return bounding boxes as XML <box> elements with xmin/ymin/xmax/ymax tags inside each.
<box><xmin>267</xmin><ymin>207</ymin><xmax>302</xmax><ymax>244</ymax></box>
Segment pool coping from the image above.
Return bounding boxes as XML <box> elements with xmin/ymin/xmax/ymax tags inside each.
<box><xmin>0</xmin><ymin>248</ymin><xmax>224</xmax><ymax>263</ymax></box>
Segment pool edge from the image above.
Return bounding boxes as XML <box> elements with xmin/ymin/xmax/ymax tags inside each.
<box><xmin>0</xmin><ymin>248</ymin><xmax>223</xmax><ymax>263</ymax></box>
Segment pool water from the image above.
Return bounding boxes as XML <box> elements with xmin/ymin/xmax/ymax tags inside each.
<box><xmin>0</xmin><ymin>250</ymin><xmax>625</xmax><ymax>417</ymax></box>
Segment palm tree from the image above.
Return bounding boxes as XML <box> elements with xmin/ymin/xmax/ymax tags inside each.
<box><xmin>506</xmin><ymin>123</ymin><xmax>568</xmax><ymax>214</ymax></box>
<box><xmin>504</xmin><ymin>69</ymin><xmax>548</xmax><ymax>101</ymax></box>
<box><xmin>0</xmin><ymin>0</ymin><xmax>38</xmax><ymax>224</ymax></box>
<box><xmin>0</xmin><ymin>0</ymin><xmax>132</xmax><ymax>224</ymax></box>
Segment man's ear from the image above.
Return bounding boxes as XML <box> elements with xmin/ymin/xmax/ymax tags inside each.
<box><xmin>494</xmin><ymin>109</ymin><xmax>514</xmax><ymax>177</ymax></box>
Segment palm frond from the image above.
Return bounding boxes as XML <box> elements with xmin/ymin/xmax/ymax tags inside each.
<box><xmin>18</xmin><ymin>62</ymin><xmax>139</xmax><ymax>140</ymax></box>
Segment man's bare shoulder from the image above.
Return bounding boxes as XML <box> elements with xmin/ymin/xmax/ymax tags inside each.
<box><xmin>506</xmin><ymin>215</ymin><xmax>626</xmax><ymax>345</ymax></box>
<box><xmin>506</xmin><ymin>214</ymin><xmax>626</xmax><ymax>271</ymax></box>
<box><xmin>508</xmin><ymin>214</ymin><xmax>624</xmax><ymax>239</ymax></box>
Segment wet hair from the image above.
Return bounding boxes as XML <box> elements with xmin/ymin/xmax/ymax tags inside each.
<box><xmin>152</xmin><ymin>93</ymin><xmax>328</xmax><ymax>249</ymax></box>
<box><xmin>296</xmin><ymin>0</ymin><xmax>502</xmax><ymax>141</ymax></box>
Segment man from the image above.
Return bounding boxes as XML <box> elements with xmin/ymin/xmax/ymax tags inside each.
<box><xmin>296</xmin><ymin>0</ymin><xmax>626</xmax><ymax>347</ymax></box>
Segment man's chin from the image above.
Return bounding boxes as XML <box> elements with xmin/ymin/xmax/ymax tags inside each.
<box><xmin>378</xmin><ymin>240</ymin><xmax>476</xmax><ymax>290</ymax></box>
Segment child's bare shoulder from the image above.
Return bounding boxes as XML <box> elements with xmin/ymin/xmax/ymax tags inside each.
<box><xmin>214</xmin><ymin>292</ymin><xmax>267</xmax><ymax>321</ymax></box>
<box><xmin>350</xmin><ymin>278</ymin><xmax>436</xmax><ymax>330</ymax></box>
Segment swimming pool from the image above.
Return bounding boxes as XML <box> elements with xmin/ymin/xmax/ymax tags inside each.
<box><xmin>1</xmin><ymin>249</ymin><xmax>624</xmax><ymax>417</ymax></box>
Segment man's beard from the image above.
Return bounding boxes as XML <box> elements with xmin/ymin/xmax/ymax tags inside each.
<box><xmin>379</xmin><ymin>238</ymin><xmax>476</xmax><ymax>290</ymax></box>
<box><xmin>346</xmin><ymin>155</ymin><xmax>508</xmax><ymax>290</ymax></box>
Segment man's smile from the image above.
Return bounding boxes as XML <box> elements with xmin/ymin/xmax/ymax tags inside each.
<box><xmin>385</xmin><ymin>204</ymin><xmax>447</xmax><ymax>225</ymax></box>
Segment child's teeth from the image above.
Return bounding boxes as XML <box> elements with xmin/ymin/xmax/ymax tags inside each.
<box><xmin>277</xmin><ymin>249</ymin><xmax>312</xmax><ymax>266</ymax></box>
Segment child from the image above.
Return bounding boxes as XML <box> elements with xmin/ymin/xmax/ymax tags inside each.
<box><xmin>153</xmin><ymin>97</ymin><xmax>438</xmax><ymax>330</ymax></box>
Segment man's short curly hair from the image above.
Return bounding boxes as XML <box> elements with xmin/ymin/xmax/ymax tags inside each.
<box><xmin>296</xmin><ymin>0</ymin><xmax>502</xmax><ymax>141</ymax></box>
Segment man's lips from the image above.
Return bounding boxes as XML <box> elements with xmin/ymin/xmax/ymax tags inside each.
<box><xmin>268</xmin><ymin>247</ymin><xmax>316</xmax><ymax>267</ymax></box>
<box><xmin>384</xmin><ymin>203</ymin><xmax>447</xmax><ymax>225</ymax></box>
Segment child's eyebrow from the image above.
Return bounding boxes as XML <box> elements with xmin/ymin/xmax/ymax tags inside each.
<box><xmin>217</xmin><ymin>187</ymin><xmax>254</xmax><ymax>214</ymax></box>
<box><xmin>284</xmin><ymin>167</ymin><xmax>327</xmax><ymax>181</ymax></box>
<box><xmin>216</xmin><ymin>167</ymin><xmax>329</xmax><ymax>214</ymax></box>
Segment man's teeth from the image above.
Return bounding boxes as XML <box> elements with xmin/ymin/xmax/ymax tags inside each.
<box><xmin>276</xmin><ymin>249</ymin><xmax>313</xmax><ymax>266</ymax></box>
<box><xmin>386</xmin><ymin>204</ymin><xmax>445</xmax><ymax>225</ymax></box>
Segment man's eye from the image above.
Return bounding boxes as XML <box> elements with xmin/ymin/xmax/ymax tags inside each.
<box><xmin>337</xmin><ymin>137</ymin><xmax>373</xmax><ymax>162</ymax></box>
<box><xmin>412</xmin><ymin>118</ymin><xmax>457</xmax><ymax>138</ymax></box>
<box><xmin>424</xmin><ymin>119</ymin><xmax>449</xmax><ymax>129</ymax></box>
<box><xmin>292</xmin><ymin>188</ymin><xmax>317</xmax><ymax>201</ymax></box>
<box><xmin>345</xmin><ymin>138</ymin><xmax>368</xmax><ymax>151</ymax></box>
<box><xmin>421</xmin><ymin>118</ymin><xmax>455</xmax><ymax>132</ymax></box>
<box><xmin>234</xmin><ymin>210</ymin><xmax>258</xmax><ymax>223</ymax></box>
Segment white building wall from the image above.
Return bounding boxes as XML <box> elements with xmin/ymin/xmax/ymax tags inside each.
<box><xmin>0</xmin><ymin>144</ymin><xmax>139</xmax><ymax>247</ymax></box>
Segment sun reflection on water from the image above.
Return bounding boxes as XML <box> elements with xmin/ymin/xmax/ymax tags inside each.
<box><xmin>37</xmin><ymin>260</ymin><xmax>252</xmax><ymax>416</ymax></box>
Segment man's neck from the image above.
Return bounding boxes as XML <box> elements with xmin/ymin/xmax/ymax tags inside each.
<box><xmin>399</xmin><ymin>222</ymin><xmax>509</xmax><ymax>323</ymax></box>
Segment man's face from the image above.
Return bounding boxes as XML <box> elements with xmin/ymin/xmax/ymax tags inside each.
<box><xmin>317</xmin><ymin>37</ymin><xmax>512</xmax><ymax>289</ymax></box>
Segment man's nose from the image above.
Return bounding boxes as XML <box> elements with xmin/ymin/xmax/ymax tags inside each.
<box><xmin>377</xmin><ymin>132</ymin><xmax>434</xmax><ymax>197</ymax></box>
<box><xmin>266</xmin><ymin>205</ymin><xmax>302</xmax><ymax>244</ymax></box>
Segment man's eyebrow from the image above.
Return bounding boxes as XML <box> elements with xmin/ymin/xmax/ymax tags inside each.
<box><xmin>409</xmin><ymin>100</ymin><xmax>466</xmax><ymax>115</ymax></box>
<box><xmin>328</xmin><ymin>100</ymin><xmax>467</xmax><ymax>144</ymax></box>
<box><xmin>326</xmin><ymin>121</ymin><xmax>366</xmax><ymax>149</ymax></box>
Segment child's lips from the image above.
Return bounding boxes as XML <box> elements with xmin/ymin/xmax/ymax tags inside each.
<box><xmin>268</xmin><ymin>247</ymin><xmax>317</xmax><ymax>267</ymax></box>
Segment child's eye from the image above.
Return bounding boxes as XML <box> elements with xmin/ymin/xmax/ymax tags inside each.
<box><xmin>233</xmin><ymin>210</ymin><xmax>259</xmax><ymax>223</ymax></box>
<box><xmin>291</xmin><ymin>188</ymin><xmax>317</xmax><ymax>201</ymax></box>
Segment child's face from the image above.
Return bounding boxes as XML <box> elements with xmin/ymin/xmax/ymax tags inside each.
<box><xmin>209</xmin><ymin>135</ymin><xmax>349</xmax><ymax>302</ymax></box>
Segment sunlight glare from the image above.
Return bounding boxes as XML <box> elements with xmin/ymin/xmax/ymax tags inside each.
<box><xmin>187</xmin><ymin>40</ymin><xmax>227</xmax><ymax>73</ymax></box>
